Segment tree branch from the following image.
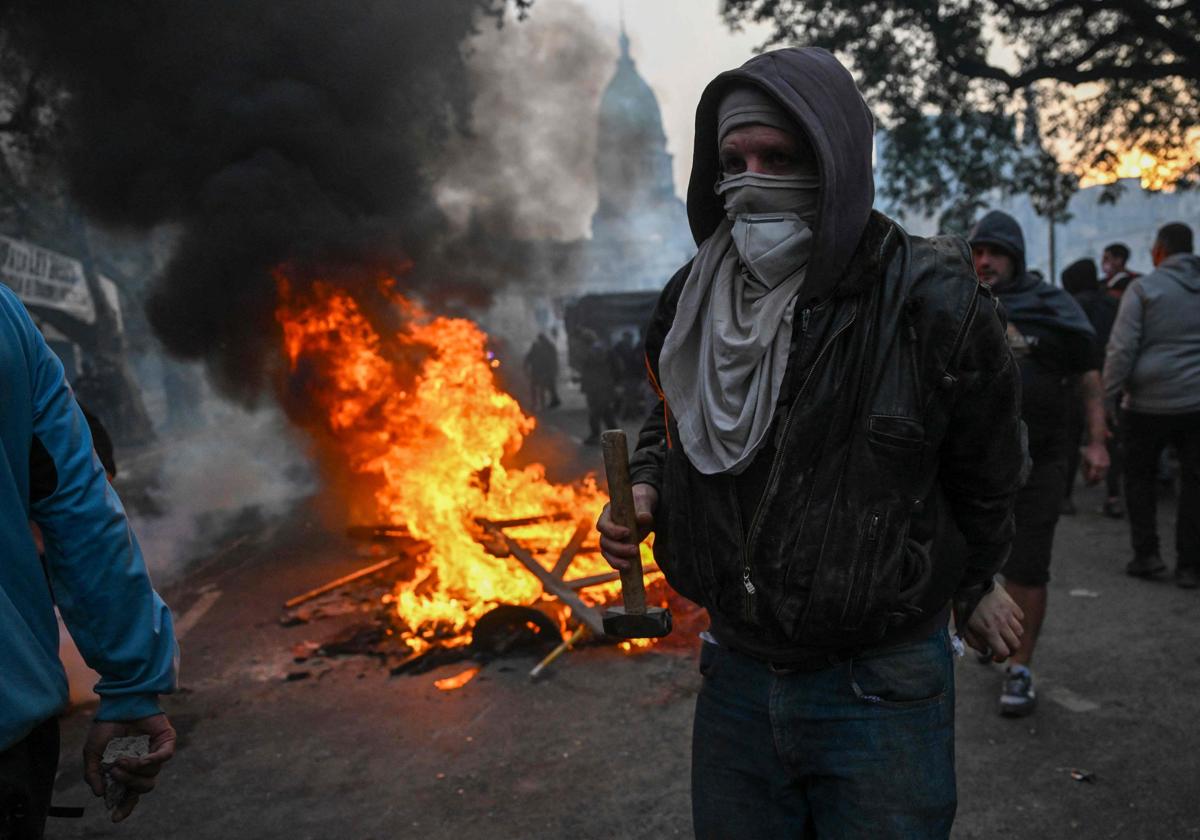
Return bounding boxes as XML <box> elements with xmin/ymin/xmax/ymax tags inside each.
<box><xmin>920</xmin><ymin>2</ymin><xmax>1195</xmax><ymax>92</ymax></box>
<box><xmin>1103</xmin><ymin>0</ymin><xmax>1198</xmax><ymax>58</ymax></box>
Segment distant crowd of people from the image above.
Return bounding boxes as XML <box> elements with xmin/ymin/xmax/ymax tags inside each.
<box><xmin>522</xmin><ymin>328</ymin><xmax>648</xmax><ymax>446</ymax></box>
<box><xmin>968</xmin><ymin>213</ymin><xmax>1200</xmax><ymax>718</ymax></box>
<box><xmin>1075</xmin><ymin>225</ymin><xmax>1199</xmax><ymax>590</ymax></box>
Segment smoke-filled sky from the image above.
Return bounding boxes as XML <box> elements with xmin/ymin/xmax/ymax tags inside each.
<box><xmin>12</xmin><ymin>0</ymin><xmax>767</xmax><ymax>402</ymax></box>
<box><xmin>15</xmin><ymin>0</ymin><xmax>528</xmax><ymax>401</ymax></box>
<box><xmin>558</xmin><ymin>0</ymin><xmax>770</xmax><ymax>197</ymax></box>
<box><xmin>437</xmin><ymin>0</ymin><xmax>769</xmax><ymax>243</ymax></box>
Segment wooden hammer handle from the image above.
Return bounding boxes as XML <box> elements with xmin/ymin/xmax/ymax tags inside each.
<box><xmin>601</xmin><ymin>429</ymin><xmax>647</xmax><ymax>615</ymax></box>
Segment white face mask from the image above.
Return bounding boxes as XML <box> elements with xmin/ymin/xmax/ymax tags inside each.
<box><xmin>716</xmin><ymin>171</ymin><xmax>820</xmax><ymax>292</ymax></box>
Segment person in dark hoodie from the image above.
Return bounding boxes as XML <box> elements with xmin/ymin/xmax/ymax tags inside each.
<box><xmin>596</xmin><ymin>48</ymin><xmax>1025</xmax><ymax>837</ymax></box>
<box><xmin>1060</xmin><ymin>259</ymin><xmax>1097</xmax><ymax>515</ymax></box>
<box><xmin>969</xmin><ymin>211</ymin><xmax>1109</xmax><ymax>718</ymax></box>
<box><xmin>1104</xmin><ymin>222</ymin><xmax>1200</xmax><ymax>589</ymax></box>
<box><xmin>1061</xmin><ymin>258</ymin><xmax>1125</xmax><ymax>518</ymax></box>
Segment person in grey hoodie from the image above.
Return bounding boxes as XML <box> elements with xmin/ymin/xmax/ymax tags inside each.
<box><xmin>1104</xmin><ymin>222</ymin><xmax>1200</xmax><ymax>588</ymax></box>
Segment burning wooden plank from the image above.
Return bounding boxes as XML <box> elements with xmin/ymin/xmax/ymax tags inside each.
<box><xmin>477</xmin><ymin>519</ymin><xmax>605</xmax><ymax>636</ymax></box>
<box><xmin>283</xmin><ymin>555</ymin><xmax>406</xmax><ymax>609</ymax></box>
<box><xmin>345</xmin><ymin>524</ymin><xmax>413</xmax><ymax>541</ymax></box>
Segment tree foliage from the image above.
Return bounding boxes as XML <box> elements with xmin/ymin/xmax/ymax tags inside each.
<box><xmin>722</xmin><ymin>0</ymin><xmax>1200</xmax><ymax>230</ymax></box>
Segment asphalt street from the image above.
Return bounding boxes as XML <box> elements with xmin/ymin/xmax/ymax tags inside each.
<box><xmin>46</xmin><ymin>407</ymin><xmax>1200</xmax><ymax>839</ymax></box>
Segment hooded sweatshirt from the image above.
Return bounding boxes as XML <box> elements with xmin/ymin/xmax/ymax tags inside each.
<box><xmin>657</xmin><ymin>85</ymin><xmax>819</xmax><ymax>476</ymax></box>
<box><xmin>678</xmin><ymin>47</ymin><xmax>876</xmax><ymax>522</ymax></box>
<box><xmin>1104</xmin><ymin>252</ymin><xmax>1200</xmax><ymax>413</ymax></box>
<box><xmin>0</xmin><ymin>286</ymin><xmax>177</xmax><ymax>750</ymax></box>
<box><xmin>1062</xmin><ymin>259</ymin><xmax>1099</xmax><ymax>296</ymax></box>
<box><xmin>631</xmin><ymin>48</ymin><xmax>1023</xmax><ymax>661</ymax></box>
<box><xmin>969</xmin><ymin>211</ymin><xmax>1096</xmax><ymax>453</ymax></box>
<box><xmin>649</xmin><ymin>48</ymin><xmax>878</xmax><ymax>649</ymax></box>
<box><xmin>686</xmin><ymin>48</ymin><xmax>875</xmax><ymax>297</ymax></box>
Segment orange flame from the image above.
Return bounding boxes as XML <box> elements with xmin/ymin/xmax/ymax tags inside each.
<box><xmin>434</xmin><ymin>666</ymin><xmax>480</xmax><ymax>691</ymax></box>
<box><xmin>275</xmin><ymin>277</ymin><xmax>656</xmax><ymax>654</ymax></box>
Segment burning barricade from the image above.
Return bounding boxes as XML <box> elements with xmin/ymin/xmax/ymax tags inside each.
<box><xmin>273</xmin><ymin>277</ymin><xmax>688</xmax><ymax>683</ymax></box>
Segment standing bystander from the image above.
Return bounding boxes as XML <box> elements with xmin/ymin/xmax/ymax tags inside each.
<box><xmin>578</xmin><ymin>329</ymin><xmax>618</xmax><ymax>446</ymax></box>
<box><xmin>1061</xmin><ymin>258</ymin><xmax>1101</xmax><ymax>516</ymax></box>
<box><xmin>1063</xmin><ymin>258</ymin><xmax>1126</xmax><ymax>517</ymax></box>
<box><xmin>1102</xmin><ymin>242</ymin><xmax>1141</xmax><ymax>298</ymax></box>
<box><xmin>1104</xmin><ymin>223</ymin><xmax>1200</xmax><ymax>589</ymax></box>
<box><xmin>969</xmin><ymin>212</ymin><xmax>1109</xmax><ymax>717</ymax></box>
<box><xmin>523</xmin><ymin>333</ymin><xmax>561</xmax><ymax>412</ymax></box>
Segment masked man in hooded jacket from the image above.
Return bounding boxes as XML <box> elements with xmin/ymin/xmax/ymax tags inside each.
<box><xmin>597</xmin><ymin>48</ymin><xmax>1025</xmax><ymax>838</ymax></box>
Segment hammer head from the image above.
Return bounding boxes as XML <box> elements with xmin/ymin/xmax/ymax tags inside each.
<box><xmin>602</xmin><ymin>606</ymin><xmax>672</xmax><ymax>639</ymax></box>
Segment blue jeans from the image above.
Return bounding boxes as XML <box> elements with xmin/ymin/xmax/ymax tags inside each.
<box><xmin>692</xmin><ymin>628</ymin><xmax>956</xmax><ymax>839</ymax></box>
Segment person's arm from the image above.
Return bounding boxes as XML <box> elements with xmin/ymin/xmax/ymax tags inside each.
<box><xmin>628</xmin><ymin>394</ymin><xmax>666</xmax><ymax>490</ymax></box>
<box><xmin>22</xmin><ymin>310</ymin><xmax>178</xmax><ymax>818</ymax></box>
<box><xmin>1103</xmin><ymin>284</ymin><xmax>1145</xmax><ymax>411</ymax></box>
<box><xmin>938</xmin><ymin>293</ymin><xmax>1025</xmax><ymax>644</ymax></box>
<box><xmin>28</xmin><ymin>341</ymin><xmax>177</xmax><ymax>719</ymax></box>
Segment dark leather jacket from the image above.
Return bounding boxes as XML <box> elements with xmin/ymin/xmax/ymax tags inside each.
<box><xmin>629</xmin><ymin>213</ymin><xmax>1024</xmax><ymax>660</ymax></box>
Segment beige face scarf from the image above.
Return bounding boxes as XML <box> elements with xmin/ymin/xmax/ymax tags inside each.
<box><xmin>658</xmin><ymin>86</ymin><xmax>819</xmax><ymax>475</ymax></box>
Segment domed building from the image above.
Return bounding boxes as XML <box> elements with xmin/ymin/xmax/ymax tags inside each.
<box><xmin>475</xmin><ymin>23</ymin><xmax>695</xmax><ymax>367</ymax></box>
<box><xmin>585</xmin><ymin>25</ymin><xmax>695</xmax><ymax>292</ymax></box>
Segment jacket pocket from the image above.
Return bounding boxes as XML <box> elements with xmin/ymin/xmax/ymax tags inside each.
<box><xmin>867</xmin><ymin>415</ymin><xmax>925</xmax><ymax>451</ymax></box>
<box><xmin>698</xmin><ymin>640</ymin><xmax>721</xmax><ymax>678</ymax></box>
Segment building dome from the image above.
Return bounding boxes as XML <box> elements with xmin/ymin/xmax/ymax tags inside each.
<box><xmin>593</xmin><ymin>26</ymin><xmax>679</xmax><ymax>232</ymax></box>
<box><xmin>597</xmin><ymin>29</ymin><xmax>669</xmax><ymax>154</ymax></box>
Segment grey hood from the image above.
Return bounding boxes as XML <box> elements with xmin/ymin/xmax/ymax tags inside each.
<box><xmin>1159</xmin><ymin>253</ymin><xmax>1200</xmax><ymax>293</ymax></box>
<box><xmin>686</xmin><ymin>47</ymin><xmax>875</xmax><ymax>302</ymax></box>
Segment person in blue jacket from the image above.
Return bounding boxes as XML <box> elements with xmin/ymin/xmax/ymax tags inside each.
<box><xmin>0</xmin><ymin>285</ymin><xmax>178</xmax><ymax>837</ymax></box>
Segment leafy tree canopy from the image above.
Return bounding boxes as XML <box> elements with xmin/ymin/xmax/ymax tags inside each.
<box><xmin>722</xmin><ymin>0</ymin><xmax>1200</xmax><ymax>231</ymax></box>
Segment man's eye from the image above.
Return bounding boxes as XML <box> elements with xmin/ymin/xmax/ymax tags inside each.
<box><xmin>721</xmin><ymin>155</ymin><xmax>746</xmax><ymax>174</ymax></box>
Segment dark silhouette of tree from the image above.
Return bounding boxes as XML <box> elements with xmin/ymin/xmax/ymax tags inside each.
<box><xmin>722</xmin><ymin>0</ymin><xmax>1199</xmax><ymax>230</ymax></box>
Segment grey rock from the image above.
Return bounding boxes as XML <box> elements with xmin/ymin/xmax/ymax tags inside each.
<box><xmin>101</xmin><ymin>735</ymin><xmax>149</xmax><ymax>810</ymax></box>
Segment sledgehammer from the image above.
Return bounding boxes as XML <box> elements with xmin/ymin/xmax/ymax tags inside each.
<box><xmin>600</xmin><ymin>429</ymin><xmax>672</xmax><ymax>639</ymax></box>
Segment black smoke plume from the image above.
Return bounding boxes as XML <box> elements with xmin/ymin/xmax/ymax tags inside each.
<box><xmin>13</xmin><ymin>0</ymin><xmax>528</xmax><ymax>402</ymax></box>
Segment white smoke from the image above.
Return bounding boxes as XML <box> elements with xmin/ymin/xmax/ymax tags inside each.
<box><xmin>435</xmin><ymin>0</ymin><xmax>617</xmax><ymax>242</ymax></box>
<box><xmin>127</xmin><ymin>393</ymin><xmax>316</xmax><ymax>585</ymax></box>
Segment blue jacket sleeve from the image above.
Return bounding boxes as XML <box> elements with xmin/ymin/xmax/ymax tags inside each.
<box><xmin>25</xmin><ymin>317</ymin><xmax>178</xmax><ymax>721</ymax></box>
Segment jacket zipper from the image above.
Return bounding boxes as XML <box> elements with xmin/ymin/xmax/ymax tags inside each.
<box><xmin>730</xmin><ymin>486</ymin><xmax>753</xmax><ymax>619</ymax></box>
<box><xmin>904</xmin><ymin>300</ymin><xmax>922</xmax><ymax>397</ymax></box>
<box><xmin>840</xmin><ymin>511</ymin><xmax>881</xmax><ymax>626</ymax></box>
<box><xmin>739</xmin><ymin>305</ymin><xmax>854</xmax><ymax>618</ymax></box>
